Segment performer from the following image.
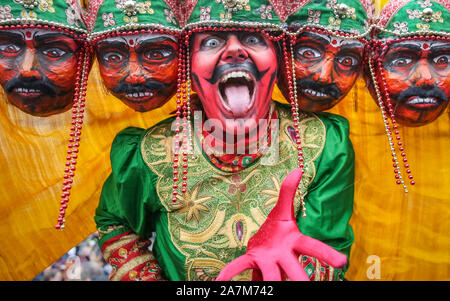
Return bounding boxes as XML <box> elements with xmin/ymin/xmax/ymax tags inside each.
<box><xmin>0</xmin><ymin>0</ymin><xmax>89</xmax><ymax>117</ymax></box>
<box><xmin>365</xmin><ymin>0</ymin><xmax>449</xmax><ymax>192</ymax></box>
<box><xmin>277</xmin><ymin>0</ymin><xmax>373</xmax><ymax>112</ymax></box>
<box><xmin>95</xmin><ymin>0</ymin><xmax>356</xmax><ymax>281</ymax></box>
<box><xmin>91</xmin><ymin>0</ymin><xmax>180</xmax><ymax>112</ymax></box>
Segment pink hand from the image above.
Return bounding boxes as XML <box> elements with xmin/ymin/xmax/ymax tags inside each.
<box><xmin>216</xmin><ymin>169</ymin><xmax>347</xmax><ymax>281</ymax></box>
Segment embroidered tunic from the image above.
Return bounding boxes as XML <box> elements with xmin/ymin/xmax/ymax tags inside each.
<box><xmin>95</xmin><ymin>103</ymin><xmax>355</xmax><ymax>281</ymax></box>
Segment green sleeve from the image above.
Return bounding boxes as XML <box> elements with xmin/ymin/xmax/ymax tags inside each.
<box><xmin>95</xmin><ymin>127</ymin><xmax>161</xmax><ymax>248</ymax></box>
<box><xmin>297</xmin><ymin>112</ymin><xmax>355</xmax><ymax>270</ymax></box>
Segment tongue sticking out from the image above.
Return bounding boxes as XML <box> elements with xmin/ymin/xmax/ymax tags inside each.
<box><xmin>224</xmin><ymin>84</ymin><xmax>252</xmax><ymax>117</ymax></box>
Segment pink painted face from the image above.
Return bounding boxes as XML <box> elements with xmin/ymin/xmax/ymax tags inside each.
<box><xmin>96</xmin><ymin>33</ymin><xmax>178</xmax><ymax>112</ymax></box>
<box><xmin>380</xmin><ymin>39</ymin><xmax>450</xmax><ymax>127</ymax></box>
<box><xmin>190</xmin><ymin>31</ymin><xmax>278</xmax><ymax>131</ymax></box>
<box><xmin>0</xmin><ymin>29</ymin><xmax>80</xmax><ymax>116</ymax></box>
<box><xmin>279</xmin><ymin>31</ymin><xmax>364</xmax><ymax>112</ymax></box>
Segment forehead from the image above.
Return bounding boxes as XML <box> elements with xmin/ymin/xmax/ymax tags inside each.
<box><xmin>98</xmin><ymin>33</ymin><xmax>177</xmax><ymax>47</ymax></box>
<box><xmin>297</xmin><ymin>32</ymin><xmax>364</xmax><ymax>48</ymax></box>
<box><xmin>0</xmin><ymin>29</ymin><xmax>75</xmax><ymax>41</ymax></box>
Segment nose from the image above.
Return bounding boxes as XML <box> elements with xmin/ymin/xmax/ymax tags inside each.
<box><xmin>125</xmin><ymin>55</ymin><xmax>147</xmax><ymax>85</ymax></box>
<box><xmin>18</xmin><ymin>48</ymin><xmax>42</xmax><ymax>81</ymax></box>
<box><xmin>413</xmin><ymin>59</ymin><xmax>434</xmax><ymax>88</ymax></box>
<box><xmin>312</xmin><ymin>56</ymin><xmax>333</xmax><ymax>85</ymax></box>
<box><xmin>220</xmin><ymin>35</ymin><xmax>248</xmax><ymax>63</ymax></box>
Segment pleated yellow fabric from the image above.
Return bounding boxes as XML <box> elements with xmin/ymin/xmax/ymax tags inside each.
<box><xmin>0</xmin><ymin>0</ymin><xmax>448</xmax><ymax>281</ymax></box>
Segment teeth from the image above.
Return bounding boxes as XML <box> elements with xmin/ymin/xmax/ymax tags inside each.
<box><xmin>220</xmin><ymin>71</ymin><xmax>252</xmax><ymax>83</ymax></box>
<box><xmin>16</xmin><ymin>88</ymin><xmax>40</xmax><ymax>93</ymax></box>
<box><xmin>408</xmin><ymin>97</ymin><xmax>437</xmax><ymax>105</ymax></box>
<box><xmin>126</xmin><ymin>91</ymin><xmax>154</xmax><ymax>98</ymax></box>
<box><xmin>303</xmin><ymin>88</ymin><xmax>328</xmax><ymax>98</ymax></box>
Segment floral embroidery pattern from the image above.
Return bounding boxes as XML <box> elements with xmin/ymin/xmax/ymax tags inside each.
<box><xmin>102</xmin><ymin>12</ymin><xmax>115</xmax><ymax>27</ymax></box>
<box><xmin>20</xmin><ymin>10</ymin><xmax>37</xmax><ymax>19</ymax></box>
<box><xmin>199</xmin><ymin>6</ymin><xmax>211</xmax><ymax>21</ymax></box>
<box><xmin>38</xmin><ymin>0</ymin><xmax>55</xmax><ymax>12</ymax></box>
<box><xmin>407</xmin><ymin>8</ymin><xmax>443</xmax><ymax>23</ymax></box>
<box><xmin>392</xmin><ymin>21</ymin><xmax>409</xmax><ymax>34</ymax></box>
<box><xmin>115</xmin><ymin>0</ymin><xmax>154</xmax><ymax>23</ymax></box>
<box><xmin>0</xmin><ymin>5</ymin><xmax>13</xmax><ymax>20</ymax></box>
<box><xmin>228</xmin><ymin>175</ymin><xmax>247</xmax><ymax>194</ymax></box>
<box><xmin>216</xmin><ymin>0</ymin><xmax>251</xmax><ymax>20</ymax></box>
<box><xmin>172</xmin><ymin>184</ymin><xmax>214</xmax><ymax>224</ymax></box>
<box><xmin>416</xmin><ymin>23</ymin><xmax>431</xmax><ymax>31</ymax></box>
<box><xmin>307</xmin><ymin>9</ymin><xmax>321</xmax><ymax>24</ymax></box>
<box><xmin>255</xmin><ymin>4</ymin><xmax>273</xmax><ymax>20</ymax></box>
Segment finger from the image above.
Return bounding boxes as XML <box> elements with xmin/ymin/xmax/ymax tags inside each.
<box><xmin>294</xmin><ymin>235</ymin><xmax>347</xmax><ymax>268</ymax></box>
<box><xmin>268</xmin><ymin>169</ymin><xmax>303</xmax><ymax>221</ymax></box>
<box><xmin>278</xmin><ymin>253</ymin><xmax>311</xmax><ymax>281</ymax></box>
<box><xmin>216</xmin><ymin>254</ymin><xmax>255</xmax><ymax>281</ymax></box>
<box><xmin>254</xmin><ymin>259</ymin><xmax>282</xmax><ymax>281</ymax></box>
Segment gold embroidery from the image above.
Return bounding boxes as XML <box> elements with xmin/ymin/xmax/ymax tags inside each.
<box><xmin>140</xmin><ymin>104</ymin><xmax>326</xmax><ymax>280</ymax></box>
<box><xmin>97</xmin><ymin>225</ymin><xmax>125</xmax><ymax>240</ymax></box>
<box><xmin>110</xmin><ymin>253</ymin><xmax>156</xmax><ymax>281</ymax></box>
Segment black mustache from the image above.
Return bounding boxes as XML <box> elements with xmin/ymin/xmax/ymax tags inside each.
<box><xmin>5</xmin><ymin>77</ymin><xmax>56</xmax><ymax>97</ymax></box>
<box><xmin>396</xmin><ymin>86</ymin><xmax>448</xmax><ymax>103</ymax></box>
<box><xmin>206</xmin><ymin>62</ymin><xmax>268</xmax><ymax>85</ymax></box>
<box><xmin>296</xmin><ymin>78</ymin><xmax>342</xmax><ymax>100</ymax></box>
<box><xmin>113</xmin><ymin>79</ymin><xmax>170</xmax><ymax>94</ymax></box>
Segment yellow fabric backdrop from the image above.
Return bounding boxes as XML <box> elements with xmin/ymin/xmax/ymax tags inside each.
<box><xmin>0</xmin><ymin>0</ymin><xmax>448</xmax><ymax>281</ymax></box>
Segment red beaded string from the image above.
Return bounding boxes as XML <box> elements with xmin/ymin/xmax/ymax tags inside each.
<box><xmin>282</xmin><ymin>33</ymin><xmax>307</xmax><ymax>217</ymax></box>
<box><xmin>56</xmin><ymin>40</ymin><xmax>92</xmax><ymax>230</ymax></box>
<box><xmin>367</xmin><ymin>41</ymin><xmax>411</xmax><ymax>193</ymax></box>
<box><xmin>172</xmin><ymin>35</ymin><xmax>186</xmax><ymax>203</ymax></box>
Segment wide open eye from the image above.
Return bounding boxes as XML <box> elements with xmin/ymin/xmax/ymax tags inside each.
<box><xmin>296</xmin><ymin>46</ymin><xmax>322</xmax><ymax>60</ymax></box>
<box><xmin>432</xmin><ymin>54</ymin><xmax>450</xmax><ymax>66</ymax></box>
<box><xmin>204</xmin><ymin>37</ymin><xmax>221</xmax><ymax>48</ymax></box>
<box><xmin>0</xmin><ymin>43</ymin><xmax>22</xmax><ymax>55</ymax></box>
<box><xmin>391</xmin><ymin>57</ymin><xmax>413</xmax><ymax>68</ymax></box>
<box><xmin>103</xmin><ymin>52</ymin><xmax>124</xmax><ymax>64</ymax></box>
<box><xmin>336</xmin><ymin>55</ymin><xmax>360</xmax><ymax>68</ymax></box>
<box><xmin>143</xmin><ymin>48</ymin><xmax>173</xmax><ymax>61</ymax></box>
<box><xmin>42</xmin><ymin>48</ymin><xmax>67</xmax><ymax>58</ymax></box>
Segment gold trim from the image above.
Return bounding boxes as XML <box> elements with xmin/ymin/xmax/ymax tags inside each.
<box><xmin>179</xmin><ymin>209</ymin><xmax>226</xmax><ymax>244</ymax></box>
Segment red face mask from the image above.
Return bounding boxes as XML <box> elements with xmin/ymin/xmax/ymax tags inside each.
<box><xmin>190</xmin><ymin>31</ymin><xmax>278</xmax><ymax>132</ymax></box>
<box><xmin>96</xmin><ymin>33</ymin><xmax>178</xmax><ymax>112</ymax></box>
<box><xmin>380</xmin><ymin>40</ymin><xmax>450</xmax><ymax>127</ymax></box>
<box><xmin>280</xmin><ymin>31</ymin><xmax>364</xmax><ymax>112</ymax></box>
<box><xmin>0</xmin><ymin>29</ymin><xmax>80</xmax><ymax>116</ymax></box>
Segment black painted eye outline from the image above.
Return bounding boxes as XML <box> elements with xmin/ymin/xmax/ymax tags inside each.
<box><xmin>0</xmin><ymin>43</ymin><xmax>22</xmax><ymax>55</ymax></box>
<box><xmin>41</xmin><ymin>47</ymin><xmax>67</xmax><ymax>59</ymax></box>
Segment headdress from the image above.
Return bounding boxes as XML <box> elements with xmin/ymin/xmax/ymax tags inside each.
<box><xmin>367</xmin><ymin>0</ymin><xmax>450</xmax><ymax>193</ymax></box>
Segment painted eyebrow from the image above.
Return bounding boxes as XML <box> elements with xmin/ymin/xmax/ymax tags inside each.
<box><xmin>296</xmin><ymin>32</ymin><xmax>329</xmax><ymax>45</ymax></box>
<box><xmin>0</xmin><ymin>31</ymin><xmax>24</xmax><ymax>42</ymax></box>
<box><xmin>340</xmin><ymin>42</ymin><xmax>364</xmax><ymax>51</ymax></box>
<box><xmin>97</xmin><ymin>40</ymin><xmax>129</xmax><ymax>50</ymax></box>
<box><xmin>137</xmin><ymin>36</ymin><xmax>177</xmax><ymax>46</ymax></box>
<box><xmin>387</xmin><ymin>43</ymin><xmax>421</xmax><ymax>52</ymax></box>
<box><xmin>430</xmin><ymin>44</ymin><xmax>450</xmax><ymax>53</ymax></box>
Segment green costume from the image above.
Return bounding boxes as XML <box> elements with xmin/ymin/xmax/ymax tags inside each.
<box><xmin>95</xmin><ymin>102</ymin><xmax>355</xmax><ymax>281</ymax></box>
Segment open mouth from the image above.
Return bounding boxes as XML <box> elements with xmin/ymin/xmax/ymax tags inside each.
<box><xmin>218</xmin><ymin>71</ymin><xmax>256</xmax><ymax>117</ymax></box>
<box><xmin>124</xmin><ymin>90</ymin><xmax>155</xmax><ymax>103</ymax></box>
<box><xmin>299</xmin><ymin>87</ymin><xmax>334</xmax><ymax>102</ymax></box>
<box><xmin>406</xmin><ymin>96</ymin><xmax>439</xmax><ymax>109</ymax></box>
<box><xmin>13</xmin><ymin>87</ymin><xmax>42</xmax><ymax>98</ymax></box>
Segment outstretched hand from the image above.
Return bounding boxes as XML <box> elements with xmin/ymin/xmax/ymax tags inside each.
<box><xmin>216</xmin><ymin>169</ymin><xmax>347</xmax><ymax>281</ymax></box>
